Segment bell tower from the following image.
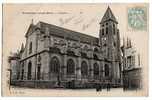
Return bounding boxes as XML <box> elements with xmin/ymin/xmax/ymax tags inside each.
<box><xmin>99</xmin><ymin>7</ymin><xmax>121</xmax><ymax>84</ymax></box>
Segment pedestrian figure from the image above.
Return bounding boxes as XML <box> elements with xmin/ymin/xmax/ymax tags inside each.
<box><xmin>108</xmin><ymin>82</ymin><xmax>111</xmax><ymax>91</ymax></box>
<box><xmin>106</xmin><ymin>83</ymin><xmax>108</xmax><ymax>91</ymax></box>
<box><xmin>96</xmin><ymin>83</ymin><xmax>100</xmax><ymax>92</ymax></box>
<box><xmin>107</xmin><ymin>82</ymin><xmax>110</xmax><ymax>91</ymax></box>
<box><xmin>99</xmin><ymin>83</ymin><xmax>102</xmax><ymax>91</ymax></box>
<box><xmin>123</xmin><ymin>84</ymin><xmax>127</xmax><ymax>91</ymax></box>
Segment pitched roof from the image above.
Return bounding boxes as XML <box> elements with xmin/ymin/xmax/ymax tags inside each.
<box><xmin>100</xmin><ymin>6</ymin><xmax>118</xmax><ymax>24</ymax></box>
<box><xmin>25</xmin><ymin>23</ymin><xmax>37</xmax><ymax>37</ymax></box>
<box><xmin>36</xmin><ymin>21</ymin><xmax>99</xmax><ymax>45</ymax></box>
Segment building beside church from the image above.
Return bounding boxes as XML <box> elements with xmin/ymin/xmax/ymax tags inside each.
<box><xmin>9</xmin><ymin>7</ymin><xmax>122</xmax><ymax>88</ymax></box>
<box><xmin>121</xmin><ymin>38</ymin><xmax>142</xmax><ymax>90</ymax></box>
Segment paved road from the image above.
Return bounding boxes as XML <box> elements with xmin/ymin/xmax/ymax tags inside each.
<box><xmin>8</xmin><ymin>87</ymin><xmax>141</xmax><ymax>96</ymax></box>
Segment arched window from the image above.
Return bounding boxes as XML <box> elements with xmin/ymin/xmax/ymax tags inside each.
<box><xmin>105</xmin><ymin>64</ymin><xmax>109</xmax><ymax>77</ymax></box>
<box><xmin>29</xmin><ymin>42</ymin><xmax>32</xmax><ymax>54</ymax></box>
<box><xmin>83</xmin><ymin>45</ymin><xmax>88</xmax><ymax>51</ymax></box>
<box><xmin>113</xmin><ymin>42</ymin><xmax>116</xmax><ymax>47</ymax></box>
<box><xmin>113</xmin><ymin>24</ymin><xmax>115</xmax><ymax>35</ymax></box>
<box><xmin>106</xmin><ymin>27</ymin><xmax>108</xmax><ymax>35</ymax></box>
<box><xmin>50</xmin><ymin>57</ymin><xmax>60</xmax><ymax>73</ymax></box>
<box><xmin>37</xmin><ymin>65</ymin><xmax>41</xmax><ymax>80</ymax></box>
<box><xmin>81</xmin><ymin>61</ymin><xmax>88</xmax><ymax>77</ymax></box>
<box><xmin>94</xmin><ymin>63</ymin><xmax>99</xmax><ymax>79</ymax></box>
<box><xmin>67</xmin><ymin>59</ymin><xmax>75</xmax><ymax>75</ymax></box>
<box><xmin>27</xmin><ymin>61</ymin><xmax>32</xmax><ymax>80</ymax></box>
<box><xmin>102</xmin><ymin>29</ymin><xmax>104</xmax><ymax>35</ymax></box>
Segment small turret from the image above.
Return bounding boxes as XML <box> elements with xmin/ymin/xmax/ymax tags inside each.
<box><xmin>20</xmin><ymin>43</ymin><xmax>24</xmax><ymax>53</ymax></box>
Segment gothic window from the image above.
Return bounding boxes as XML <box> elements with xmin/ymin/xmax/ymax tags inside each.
<box><xmin>67</xmin><ymin>59</ymin><xmax>75</xmax><ymax>75</ymax></box>
<box><xmin>21</xmin><ymin>62</ymin><xmax>24</xmax><ymax>80</ymax></box>
<box><xmin>129</xmin><ymin>56</ymin><xmax>135</xmax><ymax>67</ymax></box>
<box><xmin>102</xmin><ymin>29</ymin><xmax>104</xmax><ymax>35</ymax></box>
<box><xmin>21</xmin><ymin>69</ymin><xmax>24</xmax><ymax>80</ymax></box>
<box><xmin>127</xmin><ymin>56</ymin><xmax>132</xmax><ymax>68</ymax></box>
<box><xmin>81</xmin><ymin>61</ymin><xmax>88</xmax><ymax>77</ymax></box>
<box><xmin>27</xmin><ymin>61</ymin><xmax>32</xmax><ymax>80</ymax></box>
<box><xmin>106</xmin><ymin>27</ymin><xmax>108</xmax><ymax>34</ymax></box>
<box><xmin>50</xmin><ymin>57</ymin><xmax>60</xmax><ymax>73</ymax></box>
<box><xmin>29</xmin><ymin>42</ymin><xmax>32</xmax><ymax>54</ymax></box>
<box><xmin>113</xmin><ymin>23</ymin><xmax>115</xmax><ymax>27</ymax></box>
<box><xmin>105</xmin><ymin>64</ymin><xmax>109</xmax><ymax>77</ymax></box>
<box><xmin>94</xmin><ymin>63</ymin><xmax>99</xmax><ymax>78</ymax></box>
<box><xmin>117</xmin><ymin>29</ymin><xmax>119</xmax><ymax>35</ymax></box>
<box><xmin>113</xmin><ymin>25</ymin><xmax>115</xmax><ymax>35</ymax></box>
<box><xmin>113</xmin><ymin>42</ymin><xmax>116</xmax><ymax>47</ymax></box>
<box><xmin>37</xmin><ymin>65</ymin><xmax>41</xmax><ymax>80</ymax></box>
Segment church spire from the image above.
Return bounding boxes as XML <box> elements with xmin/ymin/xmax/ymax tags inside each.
<box><xmin>20</xmin><ymin>43</ymin><xmax>24</xmax><ymax>53</ymax></box>
<box><xmin>31</xmin><ymin>19</ymin><xmax>34</xmax><ymax>25</ymax></box>
<box><xmin>100</xmin><ymin>6</ymin><xmax>118</xmax><ymax>24</ymax></box>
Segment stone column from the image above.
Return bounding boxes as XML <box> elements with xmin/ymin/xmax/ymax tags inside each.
<box><xmin>100</xmin><ymin>61</ymin><xmax>104</xmax><ymax>81</ymax></box>
<box><xmin>76</xmin><ymin>57</ymin><xmax>81</xmax><ymax>81</ymax></box>
<box><xmin>63</xmin><ymin>54</ymin><xmax>67</xmax><ymax>81</ymax></box>
<box><xmin>114</xmin><ymin>61</ymin><xmax>120</xmax><ymax>84</ymax></box>
<box><xmin>42</xmin><ymin>52</ymin><xmax>50</xmax><ymax>80</ymax></box>
<box><xmin>90</xmin><ymin>59</ymin><xmax>94</xmax><ymax>80</ymax></box>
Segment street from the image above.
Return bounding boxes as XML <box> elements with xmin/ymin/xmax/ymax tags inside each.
<box><xmin>8</xmin><ymin>87</ymin><xmax>142</xmax><ymax>96</ymax></box>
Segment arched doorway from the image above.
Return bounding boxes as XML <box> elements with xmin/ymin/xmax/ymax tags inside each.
<box><xmin>93</xmin><ymin>63</ymin><xmax>99</xmax><ymax>80</ymax></box>
<box><xmin>49</xmin><ymin>56</ymin><xmax>60</xmax><ymax>81</ymax></box>
<box><xmin>27</xmin><ymin>61</ymin><xmax>32</xmax><ymax>80</ymax></box>
<box><xmin>81</xmin><ymin>61</ymin><xmax>88</xmax><ymax>78</ymax></box>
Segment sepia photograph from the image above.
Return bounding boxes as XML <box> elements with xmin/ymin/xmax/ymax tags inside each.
<box><xmin>1</xmin><ymin>3</ymin><xmax>149</xmax><ymax>96</ymax></box>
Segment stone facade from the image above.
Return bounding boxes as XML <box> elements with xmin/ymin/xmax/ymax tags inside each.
<box><xmin>9</xmin><ymin>7</ymin><xmax>122</xmax><ymax>88</ymax></box>
<box><xmin>121</xmin><ymin>38</ymin><xmax>142</xmax><ymax>90</ymax></box>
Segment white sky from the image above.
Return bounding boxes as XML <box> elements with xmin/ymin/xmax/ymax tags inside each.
<box><xmin>3</xmin><ymin>3</ymin><xmax>148</xmax><ymax>68</ymax></box>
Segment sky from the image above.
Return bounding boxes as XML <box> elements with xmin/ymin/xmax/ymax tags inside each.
<box><xmin>3</xmin><ymin>3</ymin><xmax>148</xmax><ymax>68</ymax></box>
<box><xmin>2</xmin><ymin>3</ymin><xmax>149</xmax><ymax>96</ymax></box>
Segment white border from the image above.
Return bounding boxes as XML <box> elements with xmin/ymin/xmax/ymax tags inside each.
<box><xmin>2</xmin><ymin>0</ymin><xmax>150</xmax><ymax>3</ymax></box>
<box><xmin>0</xmin><ymin>0</ymin><xmax>152</xmax><ymax>100</ymax></box>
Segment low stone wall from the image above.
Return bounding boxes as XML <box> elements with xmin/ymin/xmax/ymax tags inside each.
<box><xmin>11</xmin><ymin>80</ymin><xmax>96</xmax><ymax>89</ymax></box>
<box><xmin>10</xmin><ymin>80</ymin><xmax>122</xmax><ymax>89</ymax></box>
<box><xmin>11</xmin><ymin>80</ymin><xmax>59</xmax><ymax>88</ymax></box>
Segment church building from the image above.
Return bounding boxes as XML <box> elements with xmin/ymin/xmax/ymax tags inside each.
<box><xmin>9</xmin><ymin>7</ymin><xmax>122</xmax><ymax>88</ymax></box>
